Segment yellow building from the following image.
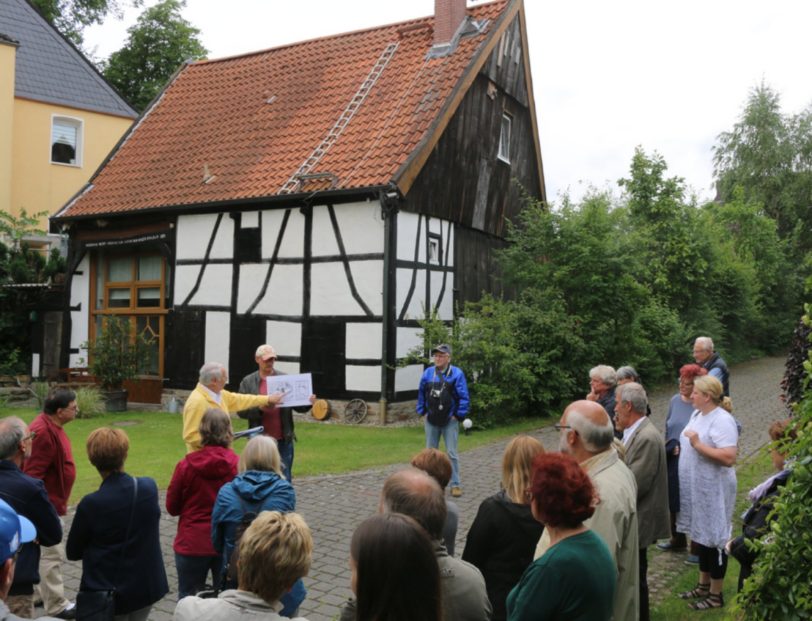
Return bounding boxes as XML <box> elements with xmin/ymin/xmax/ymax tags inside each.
<box><xmin>0</xmin><ymin>0</ymin><xmax>136</xmax><ymax>232</ymax></box>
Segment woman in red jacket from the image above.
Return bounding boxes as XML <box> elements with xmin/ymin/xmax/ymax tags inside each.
<box><xmin>167</xmin><ymin>408</ymin><xmax>238</xmax><ymax>599</ymax></box>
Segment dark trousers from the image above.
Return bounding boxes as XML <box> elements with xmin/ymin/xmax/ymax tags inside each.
<box><xmin>639</xmin><ymin>547</ymin><xmax>650</xmax><ymax>621</ymax></box>
<box><xmin>278</xmin><ymin>438</ymin><xmax>294</xmax><ymax>481</ymax></box>
<box><xmin>174</xmin><ymin>553</ymin><xmax>222</xmax><ymax>599</ymax></box>
<box><xmin>697</xmin><ymin>543</ymin><xmax>728</xmax><ymax>580</ymax></box>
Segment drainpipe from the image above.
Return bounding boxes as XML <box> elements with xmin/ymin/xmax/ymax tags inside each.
<box><xmin>379</xmin><ymin>185</ymin><xmax>400</xmax><ymax>424</ymax></box>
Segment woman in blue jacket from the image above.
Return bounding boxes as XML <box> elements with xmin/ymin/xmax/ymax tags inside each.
<box><xmin>66</xmin><ymin>428</ymin><xmax>168</xmax><ymax>621</ymax></box>
<box><xmin>211</xmin><ymin>435</ymin><xmax>304</xmax><ymax>615</ymax></box>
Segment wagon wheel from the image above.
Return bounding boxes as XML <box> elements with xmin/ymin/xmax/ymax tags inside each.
<box><xmin>344</xmin><ymin>399</ymin><xmax>368</xmax><ymax>424</ymax></box>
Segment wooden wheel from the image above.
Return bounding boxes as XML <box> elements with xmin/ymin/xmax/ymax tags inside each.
<box><xmin>344</xmin><ymin>399</ymin><xmax>368</xmax><ymax>424</ymax></box>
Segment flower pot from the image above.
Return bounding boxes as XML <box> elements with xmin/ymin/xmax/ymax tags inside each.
<box><xmin>103</xmin><ymin>389</ymin><xmax>128</xmax><ymax>412</ymax></box>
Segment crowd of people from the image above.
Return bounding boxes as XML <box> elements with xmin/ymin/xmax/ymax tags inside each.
<box><xmin>0</xmin><ymin>336</ymin><xmax>797</xmax><ymax>621</ymax></box>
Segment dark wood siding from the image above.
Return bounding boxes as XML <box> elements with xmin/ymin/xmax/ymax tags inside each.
<box><xmin>453</xmin><ymin>225</ymin><xmax>512</xmax><ymax>306</ymax></box>
<box><xmin>404</xmin><ymin>14</ymin><xmax>542</xmax><ymax>239</ymax></box>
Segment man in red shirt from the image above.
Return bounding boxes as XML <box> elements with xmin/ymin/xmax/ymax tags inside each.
<box><xmin>23</xmin><ymin>388</ymin><xmax>77</xmax><ymax>619</ymax></box>
<box><xmin>237</xmin><ymin>344</ymin><xmax>315</xmax><ymax>480</ymax></box>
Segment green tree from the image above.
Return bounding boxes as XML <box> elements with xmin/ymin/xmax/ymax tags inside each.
<box><xmin>29</xmin><ymin>0</ymin><xmax>141</xmax><ymax>46</ymax></box>
<box><xmin>713</xmin><ymin>83</ymin><xmax>812</xmax><ymax>251</ymax></box>
<box><xmin>102</xmin><ymin>0</ymin><xmax>207</xmax><ymax>112</ymax></box>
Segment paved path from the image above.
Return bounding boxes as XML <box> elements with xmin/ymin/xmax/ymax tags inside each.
<box><xmin>53</xmin><ymin>355</ymin><xmax>787</xmax><ymax>620</ymax></box>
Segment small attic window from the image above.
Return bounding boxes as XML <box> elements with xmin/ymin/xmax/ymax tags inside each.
<box><xmin>51</xmin><ymin>116</ymin><xmax>82</xmax><ymax>166</ymax></box>
<box><xmin>428</xmin><ymin>234</ymin><xmax>442</xmax><ymax>265</ymax></box>
<box><xmin>498</xmin><ymin>113</ymin><xmax>512</xmax><ymax>163</ymax></box>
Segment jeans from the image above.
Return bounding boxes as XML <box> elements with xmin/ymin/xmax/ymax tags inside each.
<box><xmin>278</xmin><ymin>438</ymin><xmax>294</xmax><ymax>481</ymax></box>
<box><xmin>174</xmin><ymin>553</ymin><xmax>222</xmax><ymax>599</ymax></box>
<box><xmin>424</xmin><ymin>417</ymin><xmax>460</xmax><ymax>487</ymax></box>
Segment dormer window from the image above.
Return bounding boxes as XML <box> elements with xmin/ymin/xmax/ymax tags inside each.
<box><xmin>498</xmin><ymin>113</ymin><xmax>511</xmax><ymax>163</ymax></box>
<box><xmin>51</xmin><ymin>116</ymin><xmax>83</xmax><ymax>166</ymax></box>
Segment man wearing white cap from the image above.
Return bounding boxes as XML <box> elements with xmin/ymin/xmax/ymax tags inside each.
<box><xmin>0</xmin><ymin>498</ymin><xmax>60</xmax><ymax>621</ymax></box>
<box><xmin>237</xmin><ymin>345</ymin><xmax>315</xmax><ymax>480</ymax></box>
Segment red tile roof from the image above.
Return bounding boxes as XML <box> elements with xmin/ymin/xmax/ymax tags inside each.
<box><xmin>56</xmin><ymin>0</ymin><xmax>515</xmax><ymax>219</ymax></box>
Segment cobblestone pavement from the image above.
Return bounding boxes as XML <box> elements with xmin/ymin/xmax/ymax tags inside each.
<box><xmin>49</xmin><ymin>355</ymin><xmax>786</xmax><ymax>620</ymax></box>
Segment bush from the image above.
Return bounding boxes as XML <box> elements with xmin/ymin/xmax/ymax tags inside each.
<box><xmin>74</xmin><ymin>386</ymin><xmax>105</xmax><ymax>419</ymax></box>
<box><xmin>28</xmin><ymin>381</ymin><xmax>51</xmax><ymax>408</ymax></box>
<box><xmin>737</xmin><ymin>304</ymin><xmax>812</xmax><ymax>618</ymax></box>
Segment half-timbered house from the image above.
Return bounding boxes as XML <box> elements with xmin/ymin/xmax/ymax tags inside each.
<box><xmin>52</xmin><ymin>0</ymin><xmax>545</xmax><ymax>405</ymax></box>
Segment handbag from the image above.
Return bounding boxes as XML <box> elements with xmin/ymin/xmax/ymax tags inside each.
<box><xmin>76</xmin><ymin>477</ymin><xmax>139</xmax><ymax>621</ymax></box>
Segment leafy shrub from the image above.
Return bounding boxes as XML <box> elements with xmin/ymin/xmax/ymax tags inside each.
<box><xmin>74</xmin><ymin>386</ymin><xmax>105</xmax><ymax>419</ymax></box>
<box><xmin>28</xmin><ymin>381</ymin><xmax>51</xmax><ymax>408</ymax></box>
<box><xmin>737</xmin><ymin>303</ymin><xmax>812</xmax><ymax>619</ymax></box>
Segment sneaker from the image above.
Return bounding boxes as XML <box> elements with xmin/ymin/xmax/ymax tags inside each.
<box><xmin>684</xmin><ymin>554</ymin><xmax>700</xmax><ymax>565</ymax></box>
<box><xmin>54</xmin><ymin>603</ymin><xmax>76</xmax><ymax>620</ymax></box>
<box><xmin>657</xmin><ymin>540</ymin><xmax>687</xmax><ymax>552</ymax></box>
<box><xmin>450</xmin><ymin>486</ymin><xmax>462</xmax><ymax>498</ymax></box>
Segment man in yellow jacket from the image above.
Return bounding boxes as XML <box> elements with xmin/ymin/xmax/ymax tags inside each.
<box><xmin>182</xmin><ymin>362</ymin><xmax>284</xmax><ymax>452</ymax></box>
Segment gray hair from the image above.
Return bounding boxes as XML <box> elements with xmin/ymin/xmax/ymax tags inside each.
<box><xmin>0</xmin><ymin>417</ymin><xmax>26</xmax><ymax>460</ymax></box>
<box><xmin>199</xmin><ymin>362</ymin><xmax>227</xmax><ymax>386</ymax></box>
<box><xmin>240</xmin><ymin>435</ymin><xmax>283</xmax><ymax>477</ymax></box>
<box><xmin>694</xmin><ymin>337</ymin><xmax>714</xmax><ymax>353</ymax></box>
<box><xmin>568</xmin><ymin>408</ymin><xmax>615</xmax><ymax>453</ymax></box>
<box><xmin>616</xmin><ymin>382</ymin><xmax>648</xmax><ymax>415</ymax></box>
<box><xmin>589</xmin><ymin>365</ymin><xmax>617</xmax><ymax>389</ymax></box>
<box><xmin>616</xmin><ymin>366</ymin><xmax>640</xmax><ymax>383</ymax></box>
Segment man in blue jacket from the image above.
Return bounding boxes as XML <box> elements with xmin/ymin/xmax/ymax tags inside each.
<box><xmin>417</xmin><ymin>344</ymin><xmax>470</xmax><ymax>497</ymax></box>
<box><xmin>0</xmin><ymin>417</ymin><xmax>62</xmax><ymax>618</ymax></box>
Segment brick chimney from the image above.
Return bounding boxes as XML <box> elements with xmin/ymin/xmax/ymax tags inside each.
<box><xmin>434</xmin><ymin>0</ymin><xmax>467</xmax><ymax>47</ymax></box>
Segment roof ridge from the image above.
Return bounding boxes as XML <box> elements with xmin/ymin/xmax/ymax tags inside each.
<box><xmin>191</xmin><ymin>0</ymin><xmax>506</xmax><ymax>66</ymax></box>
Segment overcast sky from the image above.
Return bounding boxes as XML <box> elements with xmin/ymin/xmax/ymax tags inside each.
<box><xmin>84</xmin><ymin>0</ymin><xmax>812</xmax><ymax>205</ymax></box>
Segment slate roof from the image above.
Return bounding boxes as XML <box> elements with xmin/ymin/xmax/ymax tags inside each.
<box><xmin>0</xmin><ymin>0</ymin><xmax>136</xmax><ymax>118</ymax></box>
<box><xmin>55</xmin><ymin>0</ymin><xmax>519</xmax><ymax>220</ymax></box>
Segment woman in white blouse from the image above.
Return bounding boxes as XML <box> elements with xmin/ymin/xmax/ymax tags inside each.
<box><xmin>676</xmin><ymin>375</ymin><xmax>738</xmax><ymax>611</ymax></box>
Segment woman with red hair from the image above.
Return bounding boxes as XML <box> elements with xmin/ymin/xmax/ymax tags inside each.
<box><xmin>506</xmin><ymin>453</ymin><xmax>615</xmax><ymax>621</ymax></box>
<box><xmin>658</xmin><ymin>363</ymin><xmax>708</xmax><ymax>552</ymax></box>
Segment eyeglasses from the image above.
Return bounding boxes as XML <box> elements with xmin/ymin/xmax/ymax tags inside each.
<box><xmin>22</xmin><ymin>431</ymin><xmax>36</xmax><ymax>442</ymax></box>
<box><xmin>554</xmin><ymin>424</ymin><xmax>572</xmax><ymax>432</ymax></box>
<box><xmin>63</xmin><ymin>405</ymin><xmax>79</xmax><ymax>412</ymax></box>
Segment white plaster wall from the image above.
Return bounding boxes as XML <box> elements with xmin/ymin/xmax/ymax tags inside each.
<box><xmin>312</xmin><ymin>202</ymin><xmax>384</xmax><ymax>257</ymax></box>
<box><xmin>262</xmin><ymin>209</ymin><xmax>304</xmax><ymax>259</ymax></box>
<box><xmin>236</xmin><ymin>263</ymin><xmax>303</xmax><ymax>316</ymax></box>
<box><xmin>346</xmin><ymin>365</ymin><xmax>381</xmax><ymax>392</ymax></box>
<box><xmin>176</xmin><ymin>213</ymin><xmax>233</xmax><ymax>260</ymax></box>
<box><xmin>68</xmin><ymin>255</ymin><xmax>90</xmax><ymax>367</ymax></box>
<box><xmin>396</xmin><ymin>326</ymin><xmax>423</xmax><ymax>358</ymax></box>
<box><xmin>346</xmin><ymin>323</ymin><xmax>382</xmax><ymax>360</ymax></box>
<box><xmin>396</xmin><ymin>212</ymin><xmax>425</xmax><ymax>263</ymax></box>
<box><xmin>242</xmin><ymin>211</ymin><xmax>259</xmax><ymax>228</ymax></box>
<box><xmin>310</xmin><ymin>260</ymin><xmax>382</xmax><ymax>316</ymax></box>
<box><xmin>265</xmin><ymin>320</ymin><xmax>302</xmax><ymax>356</ymax></box>
<box><xmin>205</xmin><ymin>311</ymin><xmax>230</xmax><ymax>368</ymax></box>
<box><xmin>430</xmin><ymin>272</ymin><xmax>455</xmax><ymax>320</ymax></box>
<box><xmin>395</xmin><ymin>267</ymin><xmax>426</xmax><ymax>320</ymax></box>
<box><xmin>174</xmin><ymin>264</ymin><xmax>233</xmax><ymax>307</ymax></box>
<box><xmin>427</xmin><ymin>216</ymin><xmax>443</xmax><ymax>235</ymax></box>
<box><xmin>274</xmin><ymin>361</ymin><xmax>300</xmax><ymax>374</ymax></box>
<box><xmin>396</xmin><ymin>364</ymin><xmax>424</xmax><ymax>392</ymax></box>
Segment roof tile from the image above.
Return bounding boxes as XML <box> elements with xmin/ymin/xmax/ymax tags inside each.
<box><xmin>57</xmin><ymin>0</ymin><xmax>509</xmax><ymax>218</ymax></box>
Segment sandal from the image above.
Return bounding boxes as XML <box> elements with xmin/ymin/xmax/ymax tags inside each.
<box><xmin>679</xmin><ymin>583</ymin><xmax>710</xmax><ymax>599</ymax></box>
<box><xmin>689</xmin><ymin>592</ymin><xmax>724</xmax><ymax>610</ymax></box>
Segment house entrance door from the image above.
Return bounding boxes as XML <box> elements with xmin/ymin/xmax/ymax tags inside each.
<box><xmin>300</xmin><ymin>320</ymin><xmax>345</xmax><ymax>397</ymax></box>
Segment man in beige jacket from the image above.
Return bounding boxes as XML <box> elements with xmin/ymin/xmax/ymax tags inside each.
<box><xmin>536</xmin><ymin>400</ymin><xmax>639</xmax><ymax>621</ymax></box>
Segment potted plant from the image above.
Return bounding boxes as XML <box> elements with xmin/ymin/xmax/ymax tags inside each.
<box><xmin>83</xmin><ymin>317</ymin><xmax>153</xmax><ymax>412</ymax></box>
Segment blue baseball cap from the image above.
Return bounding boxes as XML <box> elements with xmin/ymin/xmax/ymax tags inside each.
<box><xmin>0</xmin><ymin>498</ymin><xmax>36</xmax><ymax>563</ymax></box>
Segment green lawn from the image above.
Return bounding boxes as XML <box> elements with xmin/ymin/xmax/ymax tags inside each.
<box><xmin>651</xmin><ymin>447</ymin><xmax>775</xmax><ymax>620</ymax></box>
<box><xmin>0</xmin><ymin>406</ymin><xmax>545</xmax><ymax>502</ymax></box>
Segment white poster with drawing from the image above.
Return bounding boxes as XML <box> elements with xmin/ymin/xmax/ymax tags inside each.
<box><xmin>265</xmin><ymin>373</ymin><xmax>313</xmax><ymax>408</ymax></box>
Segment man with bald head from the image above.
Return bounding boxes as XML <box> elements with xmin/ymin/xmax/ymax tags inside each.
<box><xmin>536</xmin><ymin>400</ymin><xmax>640</xmax><ymax>621</ymax></box>
<box><xmin>340</xmin><ymin>468</ymin><xmax>492</xmax><ymax>621</ymax></box>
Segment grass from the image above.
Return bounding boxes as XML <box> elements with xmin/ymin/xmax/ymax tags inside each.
<box><xmin>650</xmin><ymin>446</ymin><xmax>776</xmax><ymax>620</ymax></box>
<box><xmin>0</xmin><ymin>405</ymin><xmax>545</xmax><ymax>503</ymax></box>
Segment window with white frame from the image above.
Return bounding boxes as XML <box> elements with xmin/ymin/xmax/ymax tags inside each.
<box><xmin>51</xmin><ymin>116</ymin><xmax>83</xmax><ymax>166</ymax></box>
<box><xmin>428</xmin><ymin>235</ymin><xmax>442</xmax><ymax>265</ymax></box>
<box><xmin>498</xmin><ymin>113</ymin><xmax>511</xmax><ymax>163</ymax></box>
